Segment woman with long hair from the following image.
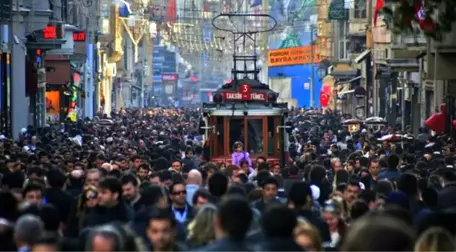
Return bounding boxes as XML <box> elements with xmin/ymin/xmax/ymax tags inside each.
<box><xmin>294</xmin><ymin>218</ymin><xmax>323</xmax><ymax>251</ymax></box>
<box><xmin>321</xmin><ymin>199</ymin><xmax>346</xmax><ymax>248</ymax></box>
<box><xmin>65</xmin><ymin>185</ymin><xmax>98</xmax><ymax>237</ymax></box>
<box><xmin>414</xmin><ymin>227</ymin><xmax>454</xmax><ymax>252</ymax></box>
<box><xmin>187</xmin><ymin>204</ymin><xmax>217</xmax><ymax>248</ymax></box>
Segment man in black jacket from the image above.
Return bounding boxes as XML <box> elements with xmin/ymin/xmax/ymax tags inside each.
<box><xmin>45</xmin><ymin>169</ymin><xmax>73</xmax><ymax>228</ymax></box>
<box><xmin>253</xmin><ymin>177</ymin><xmax>280</xmax><ymax>213</ymax></box>
<box><xmin>257</xmin><ymin>205</ymin><xmax>304</xmax><ymax>251</ymax></box>
<box><xmin>83</xmin><ymin>176</ymin><xmax>132</xmax><ymax>227</ymax></box>
<box><xmin>288</xmin><ymin>182</ymin><xmax>331</xmax><ymax>245</ymax></box>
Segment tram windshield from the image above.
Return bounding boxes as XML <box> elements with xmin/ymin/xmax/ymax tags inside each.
<box><xmin>246</xmin><ymin>119</ymin><xmax>263</xmax><ymax>154</ymax></box>
<box><xmin>229</xmin><ymin>119</ymin><xmax>244</xmax><ymax>151</ymax></box>
<box><xmin>211</xmin><ymin>115</ymin><xmax>282</xmax><ymax>159</ymax></box>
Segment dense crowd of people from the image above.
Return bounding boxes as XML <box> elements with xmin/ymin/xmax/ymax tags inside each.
<box><xmin>0</xmin><ymin>107</ymin><xmax>456</xmax><ymax>251</ymax></box>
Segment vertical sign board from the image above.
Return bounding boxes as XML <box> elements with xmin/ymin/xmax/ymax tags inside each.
<box><xmin>162</xmin><ymin>73</ymin><xmax>178</xmax><ymax>98</ymax></box>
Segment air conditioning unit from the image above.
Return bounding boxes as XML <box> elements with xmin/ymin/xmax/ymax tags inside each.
<box><xmin>37</xmin><ymin>68</ymin><xmax>46</xmax><ymax>84</ymax></box>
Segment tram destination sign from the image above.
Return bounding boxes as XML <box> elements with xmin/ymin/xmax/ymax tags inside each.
<box><xmin>221</xmin><ymin>91</ymin><xmax>267</xmax><ymax>101</ymax></box>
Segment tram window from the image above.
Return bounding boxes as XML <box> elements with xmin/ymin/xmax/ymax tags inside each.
<box><xmin>230</xmin><ymin>119</ymin><xmax>244</xmax><ymax>152</ymax></box>
<box><xmin>216</xmin><ymin>117</ymin><xmax>224</xmax><ymax>156</ymax></box>
<box><xmin>247</xmin><ymin>119</ymin><xmax>263</xmax><ymax>154</ymax></box>
<box><xmin>268</xmin><ymin>117</ymin><xmax>275</xmax><ymax>156</ymax></box>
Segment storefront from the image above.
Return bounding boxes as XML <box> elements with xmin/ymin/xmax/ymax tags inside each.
<box><xmin>45</xmin><ymin>55</ymin><xmax>83</xmax><ymax>123</ymax></box>
<box><xmin>0</xmin><ymin>53</ymin><xmax>11</xmax><ymax>135</ymax></box>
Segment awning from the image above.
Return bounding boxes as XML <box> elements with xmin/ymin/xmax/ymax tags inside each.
<box><xmin>387</xmin><ymin>59</ymin><xmax>419</xmax><ymax>72</ymax></box>
<box><xmin>355</xmin><ymin>50</ymin><xmax>371</xmax><ymax>63</ymax></box>
<box><xmin>331</xmin><ymin>69</ymin><xmax>361</xmax><ymax>83</ymax></box>
<box><xmin>377</xmin><ymin>59</ymin><xmax>419</xmax><ymax>72</ymax></box>
<box><xmin>375</xmin><ymin>64</ymin><xmax>391</xmax><ymax>79</ymax></box>
<box><xmin>25</xmin><ymin>39</ymin><xmax>66</xmax><ymax>50</ymax></box>
<box><xmin>339</xmin><ymin>89</ymin><xmax>355</xmax><ymax>96</ymax></box>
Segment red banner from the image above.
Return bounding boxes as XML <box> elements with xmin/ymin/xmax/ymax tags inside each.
<box><xmin>222</xmin><ymin>91</ymin><xmax>267</xmax><ymax>101</ymax></box>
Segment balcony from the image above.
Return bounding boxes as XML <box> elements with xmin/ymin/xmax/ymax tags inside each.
<box><xmin>430</xmin><ymin>22</ymin><xmax>456</xmax><ymax>53</ymax></box>
<box><xmin>391</xmin><ymin>33</ymin><xmax>426</xmax><ymax>49</ymax></box>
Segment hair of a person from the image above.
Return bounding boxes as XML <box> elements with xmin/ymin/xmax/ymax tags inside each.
<box><xmin>0</xmin><ymin>191</ymin><xmax>19</xmax><ymax>222</ymax></box>
<box><xmin>217</xmin><ymin>196</ymin><xmax>253</xmax><ymax>240</ymax></box>
<box><xmin>169</xmin><ymin>181</ymin><xmax>185</xmax><ymax>194</ymax></box>
<box><xmin>227</xmin><ymin>185</ymin><xmax>246</xmax><ymax>198</ymax></box>
<box><xmin>141</xmin><ymin>184</ymin><xmax>168</xmax><ymax>207</ymax></box>
<box><xmin>14</xmin><ymin>214</ymin><xmax>44</xmax><ymax>245</ymax></box>
<box><xmin>397</xmin><ymin>173</ymin><xmax>418</xmax><ymax>197</ymax></box>
<box><xmin>32</xmin><ymin>234</ymin><xmax>61</xmax><ymax>250</ymax></box>
<box><xmin>294</xmin><ymin>217</ymin><xmax>323</xmax><ymax>251</ymax></box>
<box><xmin>147</xmin><ymin>208</ymin><xmax>177</xmax><ymax>229</ymax></box>
<box><xmin>414</xmin><ymin>227</ymin><xmax>455</xmax><ymax>252</ymax></box>
<box><xmin>187</xmin><ymin>204</ymin><xmax>217</xmax><ymax>246</ymax></box>
<box><xmin>85</xmin><ymin>224</ymin><xmax>126</xmax><ymax>251</ymax></box>
<box><xmin>255</xmin><ymin>169</ymin><xmax>271</xmax><ymax>187</ymax></box>
<box><xmin>86</xmin><ymin>168</ymin><xmax>101</xmax><ymax>176</ymax></box>
<box><xmin>191</xmin><ymin>189</ymin><xmax>213</xmax><ymax>206</ymax></box>
<box><xmin>46</xmin><ymin>169</ymin><xmax>66</xmax><ymax>189</ymax></box>
<box><xmin>349</xmin><ymin>200</ymin><xmax>369</xmax><ymax>221</ymax></box>
<box><xmin>261</xmin><ymin>176</ymin><xmax>279</xmax><ymax>189</ymax></box>
<box><xmin>287</xmin><ymin>182</ymin><xmax>312</xmax><ymax>209</ymax></box>
<box><xmin>208</xmin><ymin>172</ymin><xmax>228</xmax><ymax>198</ymax></box>
<box><xmin>120</xmin><ymin>174</ymin><xmax>139</xmax><ymax>187</ymax></box>
<box><xmin>341</xmin><ymin>214</ymin><xmax>415</xmax><ymax>251</ymax></box>
<box><xmin>261</xmin><ymin>204</ymin><xmax>297</xmax><ymax>238</ymax></box>
<box><xmin>98</xmin><ymin>176</ymin><xmax>122</xmax><ymax>197</ymax></box>
<box><xmin>39</xmin><ymin>204</ymin><xmax>60</xmax><ymax>232</ymax></box>
<box><xmin>22</xmin><ymin>182</ymin><xmax>44</xmax><ymax>198</ymax></box>
<box><xmin>257</xmin><ymin>162</ymin><xmax>270</xmax><ymax>172</ymax></box>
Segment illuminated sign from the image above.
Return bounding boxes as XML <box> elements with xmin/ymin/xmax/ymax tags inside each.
<box><xmin>73</xmin><ymin>31</ymin><xmax>86</xmax><ymax>42</ymax></box>
<box><xmin>43</xmin><ymin>25</ymin><xmax>57</xmax><ymax>39</ymax></box>
<box><xmin>162</xmin><ymin>73</ymin><xmax>178</xmax><ymax>81</ymax></box>
<box><xmin>221</xmin><ymin>91</ymin><xmax>267</xmax><ymax>101</ymax></box>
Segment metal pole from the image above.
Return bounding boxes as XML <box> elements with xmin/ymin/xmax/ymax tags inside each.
<box><xmin>310</xmin><ymin>25</ymin><xmax>315</xmax><ymax>108</ymax></box>
<box><xmin>141</xmin><ymin>38</ymin><xmax>145</xmax><ymax>108</ymax></box>
<box><xmin>262</xmin><ymin>0</ymin><xmax>269</xmax><ymax>85</ymax></box>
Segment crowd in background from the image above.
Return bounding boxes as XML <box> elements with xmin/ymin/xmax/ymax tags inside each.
<box><xmin>0</xmin><ymin>107</ymin><xmax>456</xmax><ymax>251</ymax></box>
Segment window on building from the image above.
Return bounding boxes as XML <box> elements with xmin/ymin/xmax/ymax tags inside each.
<box><xmin>354</xmin><ymin>0</ymin><xmax>367</xmax><ymax>18</ymax></box>
<box><xmin>103</xmin><ymin>3</ymin><xmax>109</xmax><ymax>18</ymax></box>
<box><xmin>338</xmin><ymin>21</ymin><xmax>349</xmax><ymax>59</ymax></box>
<box><xmin>349</xmin><ymin>36</ymin><xmax>367</xmax><ymax>54</ymax></box>
<box><xmin>123</xmin><ymin>43</ymin><xmax>128</xmax><ymax>69</ymax></box>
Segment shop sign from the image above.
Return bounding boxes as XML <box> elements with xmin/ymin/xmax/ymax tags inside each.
<box><xmin>268</xmin><ymin>46</ymin><xmax>320</xmax><ymax>67</ymax></box>
<box><xmin>162</xmin><ymin>73</ymin><xmax>178</xmax><ymax>81</ymax></box>
<box><xmin>43</xmin><ymin>25</ymin><xmax>57</xmax><ymax>39</ymax></box>
<box><xmin>221</xmin><ymin>91</ymin><xmax>267</xmax><ymax>101</ymax></box>
<box><xmin>73</xmin><ymin>31</ymin><xmax>86</xmax><ymax>42</ymax></box>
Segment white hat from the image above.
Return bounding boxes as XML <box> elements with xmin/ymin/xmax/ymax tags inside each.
<box><xmin>0</xmin><ymin>135</ymin><xmax>6</xmax><ymax>140</ymax></box>
<box><xmin>310</xmin><ymin>184</ymin><xmax>320</xmax><ymax>200</ymax></box>
<box><xmin>20</xmin><ymin>128</ymin><xmax>27</xmax><ymax>133</ymax></box>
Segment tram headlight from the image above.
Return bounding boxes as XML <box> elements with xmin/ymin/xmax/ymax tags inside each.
<box><xmin>213</xmin><ymin>93</ymin><xmax>223</xmax><ymax>104</ymax></box>
<box><xmin>267</xmin><ymin>92</ymin><xmax>278</xmax><ymax>102</ymax></box>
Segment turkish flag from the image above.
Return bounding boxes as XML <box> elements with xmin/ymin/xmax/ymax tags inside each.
<box><xmin>320</xmin><ymin>93</ymin><xmax>330</xmax><ymax>107</ymax></box>
<box><xmin>374</xmin><ymin>0</ymin><xmax>385</xmax><ymax>27</ymax></box>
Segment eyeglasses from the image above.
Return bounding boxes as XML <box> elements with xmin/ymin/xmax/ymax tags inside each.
<box><xmin>172</xmin><ymin>191</ymin><xmax>186</xmax><ymax>195</ymax></box>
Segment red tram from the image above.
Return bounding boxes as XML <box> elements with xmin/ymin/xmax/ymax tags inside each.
<box><xmin>201</xmin><ymin>79</ymin><xmax>290</xmax><ymax>166</ymax></box>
